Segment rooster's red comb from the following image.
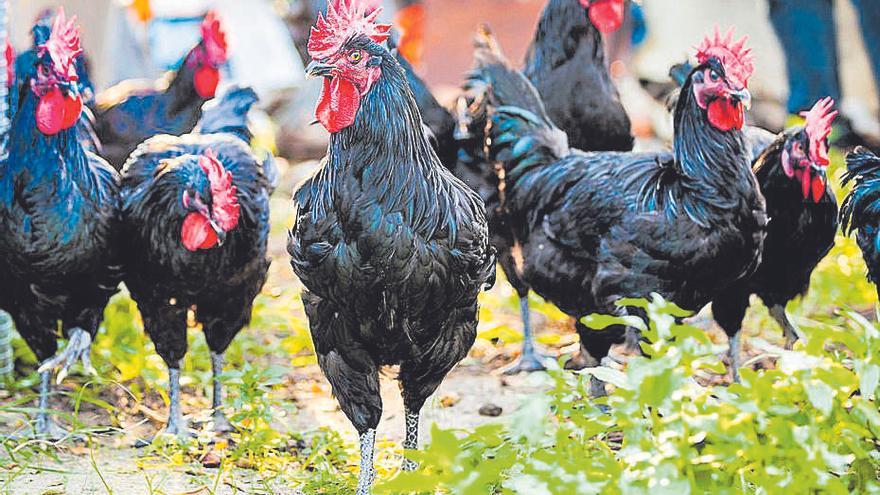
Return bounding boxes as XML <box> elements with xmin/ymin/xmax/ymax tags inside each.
<box><xmin>38</xmin><ymin>7</ymin><xmax>82</xmax><ymax>81</ymax></box>
<box><xmin>801</xmin><ymin>97</ymin><xmax>837</xmax><ymax>166</ymax></box>
<box><xmin>308</xmin><ymin>0</ymin><xmax>392</xmax><ymax>60</ymax></box>
<box><xmin>199</xmin><ymin>150</ymin><xmax>240</xmax><ymax>232</ymax></box>
<box><xmin>695</xmin><ymin>26</ymin><xmax>754</xmax><ymax>89</ymax></box>
<box><xmin>4</xmin><ymin>38</ymin><xmax>13</xmax><ymax>89</ymax></box>
<box><xmin>200</xmin><ymin>11</ymin><xmax>228</xmax><ymax>66</ymax></box>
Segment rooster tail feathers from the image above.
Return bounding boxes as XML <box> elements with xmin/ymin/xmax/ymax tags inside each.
<box><xmin>468</xmin><ymin>28</ymin><xmax>568</xmax><ymax>180</ymax></box>
<box><xmin>840</xmin><ymin>147</ymin><xmax>880</xmax><ymax>236</ymax></box>
<box><xmin>474</xmin><ymin>24</ymin><xmax>505</xmax><ymax>64</ymax></box>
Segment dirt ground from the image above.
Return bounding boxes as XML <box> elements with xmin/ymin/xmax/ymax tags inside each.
<box><xmin>2</xmin><ymin>364</ymin><xmax>552</xmax><ymax>495</ymax></box>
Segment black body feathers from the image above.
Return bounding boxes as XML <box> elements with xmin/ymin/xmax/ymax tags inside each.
<box><xmin>842</xmin><ymin>148</ymin><xmax>880</xmax><ymax>294</ymax></box>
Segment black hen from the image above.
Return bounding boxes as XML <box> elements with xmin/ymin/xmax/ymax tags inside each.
<box><xmin>120</xmin><ymin>86</ymin><xmax>271</xmax><ymax>438</ymax></box>
<box><xmin>95</xmin><ymin>12</ymin><xmax>228</xmax><ymax>169</ymax></box>
<box><xmin>712</xmin><ymin>98</ymin><xmax>838</xmax><ymax>381</ymax></box>
<box><xmin>473</xmin><ymin>27</ymin><xmax>765</xmax><ymax>394</ymax></box>
<box><xmin>841</xmin><ymin>148</ymin><xmax>880</xmax><ymax>300</ymax></box>
<box><xmin>0</xmin><ymin>12</ymin><xmax>122</xmax><ymax>437</ymax></box>
<box><xmin>289</xmin><ymin>3</ymin><xmax>495</xmax><ymax>492</ymax></box>
<box><xmin>523</xmin><ymin>0</ymin><xmax>633</xmax><ymax>152</ymax></box>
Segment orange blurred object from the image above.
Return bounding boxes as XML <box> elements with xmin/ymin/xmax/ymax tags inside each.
<box><xmin>132</xmin><ymin>0</ymin><xmax>152</xmax><ymax>22</ymax></box>
<box><xmin>395</xmin><ymin>3</ymin><xmax>426</xmax><ymax>67</ymax></box>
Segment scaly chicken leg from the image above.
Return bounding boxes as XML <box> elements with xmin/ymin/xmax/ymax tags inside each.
<box><xmin>357</xmin><ymin>429</ymin><xmax>377</xmax><ymax>495</ymax></box>
<box><xmin>164</xmin><ymin>366</ymin><xmax>190</xmax><ymax>437</ymax></box>
<box><xmin>35</xmin><ymin>371</ymin><xmax>68</xmax><ymax>439</ymax></box>
<box><xmin>35</xmin><ymin>328</ymin><xmax>94</xmax><ymax>438</ymax></box>
<box><xmin>728</xmin><ymin>333</ymin><xmax>743</xmax><ymax>383</ymax></box>
<box><xmin>502</xmin><ymin>295</ymin><xmax>550</xmax><ymax>374</ymax></box>
<box><xmin>402</xmin><ymin>408</ymin><xmax>420</xmax><ymax>471</ymax></box>
<box><xmin>210</xmin><ymin>351</ymin><xmax>234</xmax><ymax>433</ymax></box>
<box><xmin>770</xmin><ymin>305</ymin><xmax>800</xmax><ymax>350</ymax></box>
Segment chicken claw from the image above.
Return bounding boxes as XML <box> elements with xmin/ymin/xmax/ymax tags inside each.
<box><xmin>37</xmin><ymin>328</ymin><xmax>96</xmax><ymax>384</ymax></box>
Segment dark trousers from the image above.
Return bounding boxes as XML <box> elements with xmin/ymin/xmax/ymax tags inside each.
<box><xmin>769</xmin><ymin>0</ymin><xmax>880</xmax><ymax>113</ymax></box>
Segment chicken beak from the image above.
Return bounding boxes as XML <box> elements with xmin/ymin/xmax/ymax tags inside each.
<box><xmin>731</xmin><ymin>88</ymin><xmax>752</xmax><ymax>110</ymax></box>
<box><xmin>210</xmin><ymin>220</ymin><xmax>227</xmax><ymax>247</ymax></box>
<box><xmin>306</xmin><ymin>61</ymin><xmax>337</xmax><ymax>79</ymax></box>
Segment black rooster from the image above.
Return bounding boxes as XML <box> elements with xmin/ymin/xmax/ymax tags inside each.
<box><xmin>289</xmin><ymin>2</ymin><xmax>495</xmax><ymax>492</ymax></box>
<box><xmin>473</xmin><ymin>27</ymin><xmax>765</xmax><ymax>395</ymax></box>
<box><xmin>523</xmin><ymin>0</ymin><xmax>633</xmax><ymax>152</ymax></box>
<box><xmin>712</xmin><ymin>98</ymin><xmax>838</xmax><ymax>381</ymax></box>
<box><xmin>120</xmin><ymin>86</ymin><xmax>271</xmax><ymax>438</ymax></box>
<box><xmin>0</xmin><ymin>11</ymin><xmax>122</xmax><ymax>437</ymax></box>
<box><xmin>95</xmin><ymin>11</ymin><xmax>228</xmax><ymax>169</ymax></box>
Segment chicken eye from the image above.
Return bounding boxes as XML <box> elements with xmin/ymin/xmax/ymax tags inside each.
<box><xmin>348</xmin><ymin>51</ymin><xmax>363</xmax><ymax>64</ymax></box>
<box><xmin>709</xmin><ymin>70</ymin><xmax>720</xmax><ymax>82</ymax></box>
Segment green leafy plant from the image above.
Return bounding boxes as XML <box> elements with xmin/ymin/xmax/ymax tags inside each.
<box><xmin>380</xmin><ymin>295</ymin><xmax>880</xmax><ymax>494</ymax></box>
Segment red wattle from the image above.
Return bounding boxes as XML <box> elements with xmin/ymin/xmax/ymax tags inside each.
<box><xmin>36</xmin><ymin>87</ymin><xmax>66</xmax><ymax>136</ymax></box>
<box><xmin>181</xmin><ymin>213</ymin><xmax>219</xmax><ymax>251</ymax></box>
<box><xmin>194</xmin><ymin>66</ymin><xmax>220</xmax><ymax>98</ymax></box>
<box><xmin>315</xmin><ymin>77</ymin><xmax>361</xmax><ymax>133</ymax></box>
<box><xmin>801</xmin><ymin>167</ymin><xmax>811</xmax><ymax>200</ymax></box>
<box><xmin>585</xmin><ymin>0</ymin><xmax>625</xmax><ymax>34</ymax></box>
<box><xmin>61</xmin><ymin>94</ymin><xmax>83</xmax><ymax>129</ymax></box>
<box><xmin>707</xmin><ymin>98</ymin><xmax>744</xmax><ymax>132</ymax></box>
<box><xmin>811</xmin><ymin>176</ymin><xmax>825</xmax><ymax>203</ymax></box>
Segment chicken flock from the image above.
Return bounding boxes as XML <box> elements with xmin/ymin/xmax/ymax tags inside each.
<box><xmin>1</xmin><ymin>0</ymin><xmax>878</xmax><ymax>493</ymax></box>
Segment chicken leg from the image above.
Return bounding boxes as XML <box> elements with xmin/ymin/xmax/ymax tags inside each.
<box><xmin>502</xmin><ymin>295</ymin><xmax>550</xmax><ymax>374</ymax></box>
<box><xmin>728</xmin><ymin>332</ymin><xmax>742</xmax><ymax>383</ymax></box>
<box><xmin>402</xmin><ymin>408</ymin><xmax>420</xmax><ymax>471</ymax></box>
<box><xmin>770</xmin><ymin>304</ymin><xmax>800</xmax><ymax>350</ymax></box>
<box><xmin>210</xmin><ymin>351</ymin><xmax>234</xmax><ymax>433</ymax></box>
<box><xmin>34</xmin><ymin>327</ymin><xmax>94</xmax><ymax>439</ymax></box>
<box><xmin>163</xmin><ymin>366</ymin><xmax>191</xmax><ymax>438</ymax></box>
<box><xmin>34</xmin><ymin>370</ymin><xmax>68</xmax><ymax>439</ymax></box>
<box><xmin>357</xmin><ymin>428</ymin><xmax>377</xmax><ymax>495</ymax></box>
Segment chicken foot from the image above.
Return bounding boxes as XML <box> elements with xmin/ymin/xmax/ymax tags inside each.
<box><xmin>37</xmin><ymin>327</ymin><xmax>94</xmax><ymax>385</ymax></box>
<box><xmin>356</xmin><ymin>428</ymin><xmax>377</xmax><ymax>495</ymax></box>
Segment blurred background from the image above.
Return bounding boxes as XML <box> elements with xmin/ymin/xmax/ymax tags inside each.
<box><xmin>8</xmin><ymin>0</ymin><xmax>880</xmax><ymax>158</ymax></box>
<box><xmin>4</xmin><ymin>3</ymin><xmax>880</xmax><ymax>491</ymax></box>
